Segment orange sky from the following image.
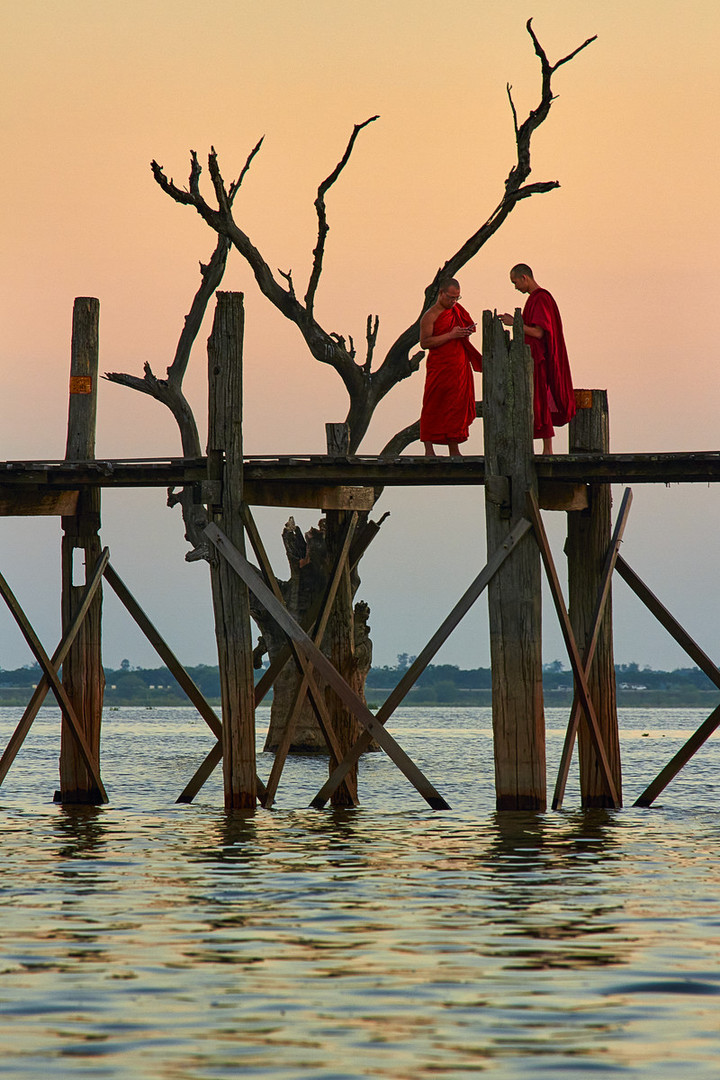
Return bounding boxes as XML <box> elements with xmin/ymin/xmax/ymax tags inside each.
<box><xmin>2</xmin><ymin>1</ymin><xmax>720</xmax><ymax>671</ymax></box>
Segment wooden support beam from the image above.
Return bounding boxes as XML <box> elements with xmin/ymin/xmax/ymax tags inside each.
<box><xmin>613</xmin><ymin>555</ymin><xmax>720</xmax><ymax>807</ymax></box>
<box><xmin>552</xmin><ymin>488</ymin><xmax>633</xmax><ymax>808</ymax></box>
<box><xmin>242</xmin><ymin>482</ymin><xmax>374</xmax><ymax>510</ymax></box>
<box><xmin>0</xmin><ymin>488</ymin><xmax>79</xmax><ymax>516</ymax></box>
<box><xmin>538</xmin><ymin>481</ymin><xmax>588</xmax><ymax>512</ymax></box>
<box><xmin>310</xmin><ymin>517</ymin><xmax>533</xmax><ymax>809</ymax></box>
<box><xmin>207</xmin><ymin>292</ymin><xmax>256</xmax><ymax>810</ymax></box>
<box><xmin>101</xmin><ymin>561</ymin><xmax>267</xmax><ymax>805</ymax></box>
<box><xmin>634</xmin><ymin>704</ymin><xmax>720</xmax><ymax>808</ymax></box>
<box><xmin>0</xmin><ymin>548</ymin><xmax>109</xmax><ymax>790</ymax></box>
<box><xmin>241</xmin><ymin>505</ymin><xmax>359</xmax><ymax>807</ymax></box>
<box><xmin>0</xmin><ymin>562</ymin><xmax>108</xmax><ymax>802</ymax></box>
<box><xmin>483</xmin><ymin>309</ymin><xmax>545</xmax><ymax>810</ymax></box>
<box><xmin>59</xmin><ymin>296</ymin><xmax>105</xmax><ymax>804</ymax></box>
<box><xmin>177</xmin><ymin>513</ymin><xmax>389</xmax><ymax>804</ymax></box>
<box><xmin>526</xmin><ymin>492</ymin><xmax>621</xmax><ymax>808</ymax></box>
<box><xmin>566</xmin><ymin>390</ymin><xmax>623</xmax><ymax>807</ymax></box>
<box><xmin>204</xmin><ymin>521</ymin><xmax>451</xmax><ymax>810</ymax></box>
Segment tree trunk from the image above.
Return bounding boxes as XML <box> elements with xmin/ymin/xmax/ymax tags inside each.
<box><xmin>257</xmin><ymin>515</ymin><xmax>372</xmax><ymax>753</ymax></box>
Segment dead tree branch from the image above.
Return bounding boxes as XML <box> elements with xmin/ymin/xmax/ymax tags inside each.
<box><xmin>152</xmin><ymin>23</ymin><xmax>593</xmax><ymax>453</ymax></box>
<box><xmin>104</xmin><ymin>234</ymin><xmax>232</xmax><ymax>552</ymax></box>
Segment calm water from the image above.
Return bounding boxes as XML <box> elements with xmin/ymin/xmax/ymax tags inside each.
<box><xmin>0</xmin><ymin>704</ymin><xmax>719</xmax><ymax>1079</ymax></box>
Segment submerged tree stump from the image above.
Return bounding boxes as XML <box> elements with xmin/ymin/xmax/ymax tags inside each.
<box><xmin>256</xmin><ymin>515</ymin><xmax>372</xmax><ymax>753</ymax></box>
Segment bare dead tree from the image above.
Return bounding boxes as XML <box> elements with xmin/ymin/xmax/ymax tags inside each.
<box><xmin>151</xmin><ymin>20</ymin><xmax>596</xmax><ymax>453</ymax></box>
<box><xmin>104</xmin><ymin>140</ymin><xmax>264</xmax><ymax>552</ymax></box>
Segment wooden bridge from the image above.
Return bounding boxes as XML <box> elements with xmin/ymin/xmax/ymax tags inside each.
<box><xmin>2</xmin><ymin>293</ymin><xmax>720</xmax><ymax>815</ymax></box>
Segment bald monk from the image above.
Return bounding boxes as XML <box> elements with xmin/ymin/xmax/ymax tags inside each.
<box><xmin>500</xmin><ymin>263</ymin><xmax>575</xmax><ymax>454</ymax></box>
<box><xmin>419</xmin><ymin>278</ymin><xmax>482</xmax><ymax>456</ymax></box>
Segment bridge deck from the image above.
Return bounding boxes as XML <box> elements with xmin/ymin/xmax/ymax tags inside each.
<box><xmin>2</xmin><ymin>452</ymin><xmax>720</xmax><ymax>489</ymax></box>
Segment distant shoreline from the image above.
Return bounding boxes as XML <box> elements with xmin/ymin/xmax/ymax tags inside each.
<box><xmin>0</xmin><ymin>690</ymin><xmax>716</xmax><ymax>710</ymax></box>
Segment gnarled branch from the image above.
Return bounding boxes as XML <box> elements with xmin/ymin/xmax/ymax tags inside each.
<box><xmin>305</xmin><ymin>115</ymin><xmax>379</xmax><ymax>316</ymax></box>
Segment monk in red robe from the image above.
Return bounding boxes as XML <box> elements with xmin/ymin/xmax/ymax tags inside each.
<box><xmin>500</xmin><ymin>264</ymin><xmax>575</xmax><ymax>454</ymax></box>
<box><xmin>419</xmin><ymin>278</ymin><xmax>482</xmax><ymax>456</ymax></box>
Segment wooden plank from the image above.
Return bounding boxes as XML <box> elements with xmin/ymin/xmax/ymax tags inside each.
<box><xmin>8</xmin><ymin>450</ymin><xmax>720</xmax><ymax>489</ymax></box>
<box><xmin>0</xmin><ymin>561</ymin><xmax>108</xmax><ymax>801</ymax></box>
<box><xmin>243</xmin><ymin>482</ymin><xmax>375</xmax><ymax>510</ymax></box>
<box><xmin>0</xmin><ymin>549</ymin><xmax>109</xmax><ymax>789</ymax></box>
<box><xmin>241</xmin><ymin>505</ymin><xmax>359</xmax><ymax>807</ymax></box>
<box><xmin>615</xmin><ymin>556</ymin><xmax>720</xmax><ymax>688</ymax></box>
<box><xmin>612</xmin><ymin>555</ymin><xmax>720</xmax><ymax>807</ymax></box>
<box><xmin>310</xmin><ymin>517</ymin><xmax>533</xmax><ymax>809</ymax></box>
<box><xmin>105</xmin><ymin>562</ymin><xmax>268</xmax><ymax>805</ymax></box>
<box><xmin>552</xmin><ymin>488</ymin><xmax>633</xmax><ymax>809</ymax></box>
<box><xmin>204</xmin><ymin>521</ymin><xmax>451</xmax><ymax>810</ymax></box>
<box><xmin>634</xmin><ymin>704</ymin><xmax>720</xmax><ymax>807</ymax></box>
<box><xmin>0</xmin><ymin>489</ymin><xmax>79</xmax><ymax>516</ymax></box>
<box><xmin>103</xmin><ymin>562</ymin><xmax>222</xmax><ymax>740</ymax></box>
<box><xmin>179</xmin><ymin>513</ymin><xmax>389</xmax><ymax>804</ymax></box>
<box><xmin>176</xmin><ymin>741</ymin><xmax>224</xmax><ymax>804</ymax></box>
<box><xmin>538</xmin><ymin>481</ymin><xmax>588</xmax><ymax>512</ymax></box>
<box><xmin>526</xmin><ymin>491</ymin><xmax>621</xmax><ymax>808</ymax></box>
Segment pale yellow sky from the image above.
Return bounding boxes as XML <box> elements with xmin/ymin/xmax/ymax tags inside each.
<box><xmin>1</xmin><ymin>1</ymin><xmax>720</xmax><ymax>669</ymax></box>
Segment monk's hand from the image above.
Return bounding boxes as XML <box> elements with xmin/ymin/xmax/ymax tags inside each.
<box><xmin>499</xmin><ymin>313</ymin><xmax>513</xmax><ymax>326</ymax></box>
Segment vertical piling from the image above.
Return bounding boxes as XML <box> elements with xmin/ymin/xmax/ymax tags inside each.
<box><xmin>483</xmin><ymin>310</ymin><xmax>545</xmax><ymax>810</ymax></box>
<box><xmin>567</xmin><ymin>390</ymin><xmax>622</xmax><ymax>807</ymax></box>
<box><xmin>59</xmin><ymin>297</ymin><xmax>105</xmax><ymax>803</ymax></box>
<box><xmin>207</xmin><ymin>292</ymin><xmax>256</xmax><ymax>809</ymax></box>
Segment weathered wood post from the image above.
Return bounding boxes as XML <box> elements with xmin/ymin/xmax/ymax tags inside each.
<box><xmin>567</xmin><ymin>390</ymin><xmax>622</xmax><ymax>807</ymax></box>
<box><xmin>59</xmin><ymin>297</ymin><xmax>105</xmax><ymax>803</ymax></box>
<box><xmin>483</xmin><ymin>310</ymin><xmax>545</xmax><ymax>809</ymax></box>
<box><xmin>207</xmin><ymin>292</ymin><xmax>256</xmax><ymax>809</ymax></box>
<box><xmin>324</xmin><ymin>422</ymin><xmax>361</xmax><ymax>806</ymax></box>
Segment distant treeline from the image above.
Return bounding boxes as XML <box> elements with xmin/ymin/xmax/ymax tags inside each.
<box><xmin>0</xmin><ymin>657</ymin><xmax>717</xmax><ymax>707</ymax></box>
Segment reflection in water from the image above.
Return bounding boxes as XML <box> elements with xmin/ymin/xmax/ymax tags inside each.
<box><xmin>0</xmin><ymin>706</ymin><xmax>719</xmax><ymax>1078</ymax></box>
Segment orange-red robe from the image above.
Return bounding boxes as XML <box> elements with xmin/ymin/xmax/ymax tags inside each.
<box><xmin>419</xmin><ymin>303</ymin><xmax>482</xmax><ymax>445</ymax></box>
<box><xmin>523</xmin><ymin>288</ymin><xmax>576</xmax><ymax>439</ymax></box>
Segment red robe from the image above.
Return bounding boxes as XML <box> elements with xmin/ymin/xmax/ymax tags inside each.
<box><xmin>420</xmin><ymin>303</ymin><xmax>482</xmax><ymax>445</ymax></box>
<box><xmin>523</xmin><ymin>288</ymin><xmax>576</xmax><ymax>439</ymax></box>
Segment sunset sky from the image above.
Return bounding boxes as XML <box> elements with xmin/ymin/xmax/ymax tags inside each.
<box><xmin>2</xmin><ymin>0</ymin><xmax>720</xmax><ymax>674</ymax></box>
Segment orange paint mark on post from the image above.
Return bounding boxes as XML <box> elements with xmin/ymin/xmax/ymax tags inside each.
<box><xmin>69</xmin><ymin>376</ymin><xmax>92</xmax><ymax>394</ymax></box>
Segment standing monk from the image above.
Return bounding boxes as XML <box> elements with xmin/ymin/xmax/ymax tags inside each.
<box><xmin>419</xmin><ymin>278</ymin><xmax>482</xmax><ymax>457</ymax></box>
<box><xmin>500</xmin><ymin>264</ymin><xmax>575</xmax><ymax>454</ymax></box>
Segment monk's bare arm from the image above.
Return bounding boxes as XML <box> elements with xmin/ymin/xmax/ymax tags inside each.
<box><xmin>420</xmin><ymin>307</ymin><xmax>474</xmax><ymax>349</ymax></box>
<box><xmin>499</xmin><ymin>313</ymin><xmax>543</xmax><ymax>338</ymax></box>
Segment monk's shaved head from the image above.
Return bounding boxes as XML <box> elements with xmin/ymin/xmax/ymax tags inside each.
<box><xmin>510</xmin><ymin>263</ymin><xmax>534</xmax><ymax>280</ymax></box>
<box><xmin>437</xmin><ymin>277</ymin><xmax>460</xmax><ymax>292</ymax></box>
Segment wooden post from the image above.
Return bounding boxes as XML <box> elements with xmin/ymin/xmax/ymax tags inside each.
<box><xmin>482</xmin><ymin>310</ymin><xmax>545</xmax><ymax>810</ymax></box>
<box><xmin>323</xmin><ymin>425</ymin><xmax>361</xmax><ymax>806</ymax></box>
<box><xmin>324</xmin><ymin>509</ymin><xmax>361</xmax><ymax>806</ymax></box>
<box><xmin>207</xmin><ymin>292</ymin><xmax>256</xmax><ymax>809</ymax></box>
<box><xmin>59</xmin><ymin>297</ymin><xmax>105</xmax><ymax>803</ymax></box>
<box><xmin>567</xmin><ymin>390</ymin><xmax>622</xmax><ymax>807</ymax></box>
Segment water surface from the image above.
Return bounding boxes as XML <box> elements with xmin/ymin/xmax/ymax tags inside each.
<box><xmin>0</xmin><ymin>705</ymin><xmax>718</xmax><ymax>1078</ymax></box>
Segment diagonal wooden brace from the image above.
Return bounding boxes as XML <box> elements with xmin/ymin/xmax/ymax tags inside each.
<box><xmin>242</xmin><ymin>505</ymin><xmax>359</xmax><ymax>807</ymax></box>
<box><xmin>310</xmin><ymin>517</ymin><xmax>533</xmax><ymax>809</ymax></box>
<box><xmin>552</xmin><ymin>488</ymin><xmax>633</xmax><ymax>809</ymax></box>
<box><xmin>0</xmin><ymin>551</ymin><xmax>109</xmax><ymax>801</ymax></box>
<box><xmin>205</xmin><ymin>522</ymin><xmax>450</xmax><ymax>810</ymax></box>
<box><xmin>526</xmin><ymin>491</ymin><xmax>621</xmax><ymax>808</ymax></box>
<box><xmin>101</xmin><ymin>562</ymin><xmax>268</xmax><ymax>803</ymax></box>
<box><xmin>615</xmin><ymin>555</ymin><xmax>720</xmax><ymax>807</ymax></box>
